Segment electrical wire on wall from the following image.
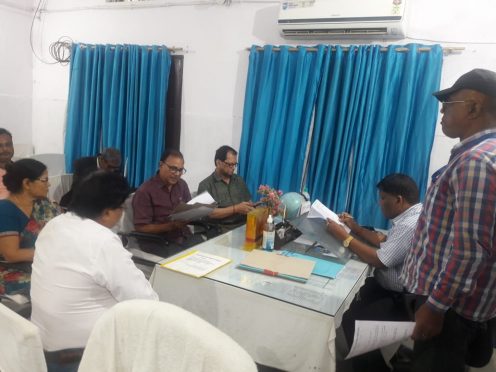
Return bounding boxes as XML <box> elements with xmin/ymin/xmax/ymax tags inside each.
<box><xmin>31</xmin><ymin>0</ymin><xmax>55</xmax><ymax>64</ymax></box>
<box><xmin>49</xmin><ymin>37</ymin><xmax>73</xmax><ymax>65</ymax></box>
<box><xmin>31</xmin><ymin>0</ymin><xmax>72</xmax><ymax>65</ymax></box>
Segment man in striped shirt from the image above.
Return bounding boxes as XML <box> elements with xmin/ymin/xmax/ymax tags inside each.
<box><xmin>327</xmin><ymin>173</ymin><xmax>421</xmax><ymax>371</ymax></box>
<box><xmin>401</xmin><ymin>68</ymin><xmax>496</xmax><ymax>371</ymax></box>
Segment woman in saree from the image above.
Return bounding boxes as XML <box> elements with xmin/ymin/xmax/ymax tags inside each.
<box><xmin>0</xmin><ymin>158</ymin><xmax>59</xmax><ymax>295</ymax></box>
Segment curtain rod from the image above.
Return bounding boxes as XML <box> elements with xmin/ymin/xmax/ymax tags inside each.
<box><xmin>78</xmin><ymin>44</ymin><xmax>183</xmax><ymax>53</ymax></box>
<box><xmin>247</xmin><ymin>46</ymin><xmax>465</xmax><ymax>54</ymax></box>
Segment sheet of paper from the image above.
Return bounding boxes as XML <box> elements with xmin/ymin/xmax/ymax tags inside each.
<box><xmin>307</xmin><ymin>200</ymin><xmax>350</xmax><ymax>233</ymax></box>
<box><xmin>187</xmin><ymin>191</ymin><xmax>215</xmax><ymax>205</ymax></box>
<box><xmin>2</xmin><ymin>293</ymin><xmax>30</xmax><ymax>305</ymax></box>
<box><xmin>128</xmin><ymin>248</ymin><xmax>165</xmax><ymax>264</ymax></box>
<box><xmin>162</xmin><ymin>250</ymin><xmax>231</xmax><ymax>278</ymax></box>
<box><xmin>169</xmin><ymin>204</ymin><xmax>215</xmax><ymax>222</ymax></box>
<box><xmin>307</xmin><ymin>200</ymin><xmax>340</xmax><ymax>222</ymax></box>
<box><xmin>346</xmin><ymin>321</ymin><xmax>415</xmax><ymax>359</ymax></box>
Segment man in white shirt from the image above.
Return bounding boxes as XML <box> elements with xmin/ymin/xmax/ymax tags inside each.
<box><xmin>31</xmin><ymin>171</ymin><xmax>158</xmax><ymax>371</ymax></box>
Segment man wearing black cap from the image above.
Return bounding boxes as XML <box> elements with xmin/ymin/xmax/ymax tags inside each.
<box><xmin>400</xmin><ymin>68</ymin><xmax>496</xmax><ymax>371</ymax></box>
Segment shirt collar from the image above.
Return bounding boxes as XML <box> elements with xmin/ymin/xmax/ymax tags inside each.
<box><xmin>152</xmin><ymin>174</ymin><xmax>176</xmax><ymax>192</ymax></box>
<box><xmin>391</xmin><ymin>203</ymin><xmax>422</xmax><ymax>225</ymax></box>
<box><xmin>212</xmin><ymin>171</ymin><xmax>236</xmax><ymax>183</ymax></box>
<box><xmin>450</xmin><ymin>128</ymin><xmax>496</xmax><ymax>159</ymax></box>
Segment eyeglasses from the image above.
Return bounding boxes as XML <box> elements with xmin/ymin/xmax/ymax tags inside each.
<box><xmin>441</xmin><ymin>100</ymin><xmax>468</xmax><ymax>110</ymax></box>
<box><xmin>223</xmin><ymin>161</ymin><xmax>238</xmax><ymax>168</ymax></box>
<box><xmin>107</xmin><ymin>165</ymin><xmax>121</xmax><ymax>172</ymax></box>
<box><xmin>36</xmin><ymin>178</ymin><xmax>49</xmax><ymax>183</ymax></box>
<box><xmin>164</xmin><ymin>163</ymin><xmax>187</xmax><ymax>175</ymax></box>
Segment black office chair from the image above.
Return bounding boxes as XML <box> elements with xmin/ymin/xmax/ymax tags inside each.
<box><xmin>115</xmin><ymin>193</ymin><xmax>204</xmax><ymax>258</ymax></box>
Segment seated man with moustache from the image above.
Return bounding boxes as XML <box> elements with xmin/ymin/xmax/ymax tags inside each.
<box><xmin>132</xmin><ymin>149</ymin><xmax>203</xmax><ymax>256</ymax></box>
<box><xmin>198</xmin><ymin>146</ymin><xmax>254</xmax><ymax>232</ymax></box>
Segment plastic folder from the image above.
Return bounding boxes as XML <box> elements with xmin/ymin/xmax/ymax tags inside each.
<box><xmin>280</xmin><ymin>251</ymin><xmax>344</xmax><ymax>279</ymax></box>
<box><xmin>238</xmin><ymin>250</ymin><xmax>315</xmax><ymax>283</ymax></box>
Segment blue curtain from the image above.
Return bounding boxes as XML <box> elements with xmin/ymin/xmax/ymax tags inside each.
<box><xmin>238</xmin><ymin>45</ymin><xmax>326</xmax><ymax>198</ymax></box>
<box><xmin>306</xmin><ymin>44</ymin><xmax>443</xmax><ymax>228</ymax></box>
<box><xmin>65</xmin><ymin>43</ymin><xmax>171</xmax><ymax>188</ymax></box>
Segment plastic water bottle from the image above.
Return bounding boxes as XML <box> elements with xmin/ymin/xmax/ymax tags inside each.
<box><xmin>262</xmin><ymin>214</ymin><xmax>275</xmax><ymax>251</ymax></box>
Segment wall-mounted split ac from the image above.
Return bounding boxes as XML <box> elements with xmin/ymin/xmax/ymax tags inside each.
<box><xmin>278</xmin><ymin>0</ymin><xmax>407</xmax><ymax>40</ymax></box>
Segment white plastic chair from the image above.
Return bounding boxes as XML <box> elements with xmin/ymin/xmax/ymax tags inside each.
<box><xmin>12</xmin><ymin>143</ymin><xmax>34</xmax><ymax>160</ymax></box>
<box><xmin>48</xmin><ymin>173</ymin><xmax>73</xmax><ymax>203</ymax></box>
<box><xmin>30</xmin><ymin>153</ymin><xmax>66</xmax><ymax>176</ymax></box>
<box><xmin>78</xmin><ymin>299</ymin><xmax>257</xmax><ymax>372</ymax></box>
<box><xmin>0</xmin><ymin>303</ymin><xmax>47</xmax><ymax>372</ymax></box>
<box><xmin>111</xmin><ymin>192</ymin><xmax>135</xmax><ymax>235</ymax></box>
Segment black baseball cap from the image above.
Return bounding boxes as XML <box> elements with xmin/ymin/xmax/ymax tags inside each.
<box><xmin>433</xmin><ymin>68</ymin><xmax>496</xmax><ymax>102</ymax></box>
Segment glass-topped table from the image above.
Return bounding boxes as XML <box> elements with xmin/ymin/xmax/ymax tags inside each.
<box><xmin>150</xmin><ymin>225</ymin><xmax>369</xmax><ymax>372</ymax></box>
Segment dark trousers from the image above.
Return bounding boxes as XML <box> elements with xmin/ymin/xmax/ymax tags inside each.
<box><xmin>341</xmin><ymin>277</ymin><xmax>409</xmax><ymax>371</ymax></box>
<box><xmin>44</xmin><ymin>348</ymin><xmax>84</xmax><ymax>372</ymax></box>
<box><xmin>411</xmin><ymin>296</ymin><xmax>490</xmax><ymax>372</ymax></box>
<box><xmin>341</xmin><ymin>277</ymin><xmax>410</xmax><ymax>372</ymax></box>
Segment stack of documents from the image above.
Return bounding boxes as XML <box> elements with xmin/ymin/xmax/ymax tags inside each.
<box><xmin>169</xmin><ymin>191</ymin><xmax>216</xmax><ymax>222</ymax></box>
<box><xmin>290</xmin><ymin>200</ymin><xmax>353</xmax><ymax>261</ymax></box>
<box><xmin>308</xmin><ymin>199</ymin><xmax>350</xmax><ymax>233</ymax></box>
<box><xmin>346</xmin><ymin>321</ymin><xmax>415</xmax><ymax>359</ymax></box>
<box><xmin>238</xmin><ymin>250</ymin><xmax>315</xmax><ymax>283</ymax></box>
<box><xmin>161</xmin><ymin>250</ymin><xmax>231</xmax><ymax>278</ymax></box>
<box><xmin>187</xmin><ymin>191</ymin><xmax>216</xmax><ymax>205</ymax></box>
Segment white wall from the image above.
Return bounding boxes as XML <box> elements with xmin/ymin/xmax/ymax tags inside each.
<box><xmin>406</xmin><ymin>0</ymin><xmax>496</xmax><ymax>179</ymax></box>
<box><xmin>27</xmin><ymin>0</ymin><xmax>496</xmax><ymax>190</ymax></box>
<box><xmin>0</xmin><ymin>1</ymin><xmax>34</xmax><ymax>153</ymax></box>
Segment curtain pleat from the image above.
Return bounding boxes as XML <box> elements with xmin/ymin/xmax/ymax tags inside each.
<box><xmin>308</xmin><ymin>44</ymin><xmax>443</xmax><ymax>228</ymax></box>
<box><xmin>65</xmin><ymin>43</ymin><xmax>171</xmax><ymax>188</ymax></box>
<box><xmin>240</xmin><ymin>44</ymin><xmax>443</xmax><ymax>228</ymax></box>
<box><xmin>239</xmin><ymin>45</ymin><xmax>325</xmax><ymax>197</ymax></box>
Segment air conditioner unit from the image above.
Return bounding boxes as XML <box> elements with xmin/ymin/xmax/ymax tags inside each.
<box><xmin>278</xmin><ymin>0</ymin><xmax>406</xmax><ymax>40</ymax></box>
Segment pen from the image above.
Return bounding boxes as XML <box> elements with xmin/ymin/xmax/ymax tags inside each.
<box><xmin>305</xmin><ymin>241</ymin><xmax>318</xmax><ymax>253</ymax></box>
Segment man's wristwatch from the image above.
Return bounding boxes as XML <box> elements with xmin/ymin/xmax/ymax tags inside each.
<box><xmin>342</xmin><ymin>235</ymin><xmax>354</xmax><ymax>248</ymax></box>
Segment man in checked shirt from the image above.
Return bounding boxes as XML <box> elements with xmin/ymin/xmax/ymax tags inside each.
<box><xmin>401</xmin><ymin>68</ymin><xmax>496</xmax><ymax>371</ymax></box>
